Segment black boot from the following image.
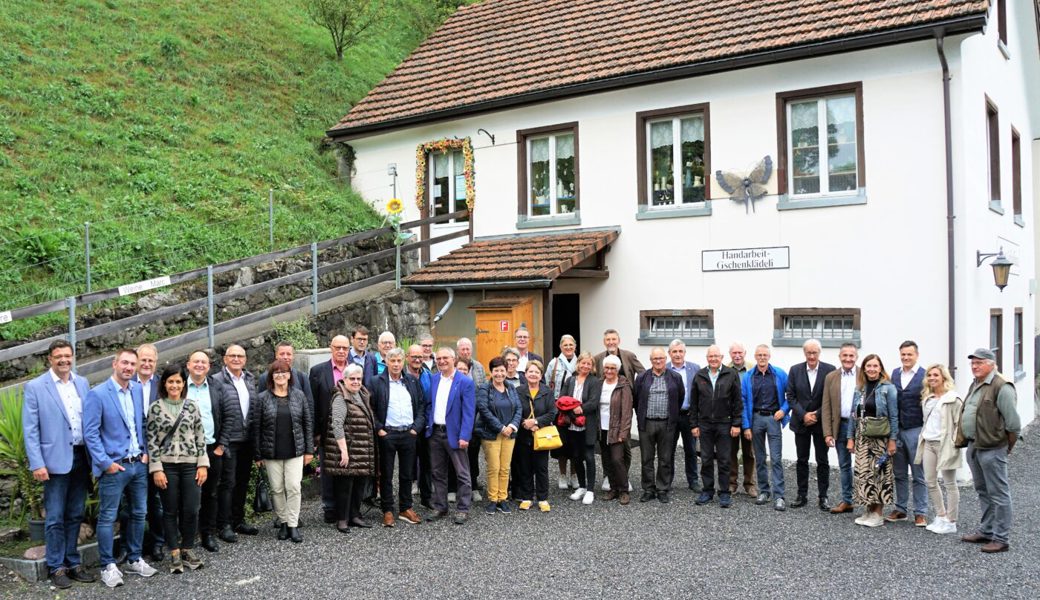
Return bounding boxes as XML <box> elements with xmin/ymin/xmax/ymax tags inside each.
<box><xmin>289</xmin><ymin>527</ymin><xmax>302</xmax><ymax>543</ymax></box>
<box><xmin>277</xmin><ymin>523</ymin><xmax>289</xmax><ymax>540</ymax></box>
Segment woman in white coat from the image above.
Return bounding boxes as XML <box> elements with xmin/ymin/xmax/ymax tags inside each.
<box><xmin>914</xmin><ymin>364</ymin><xmax>963</xmax><ymax>535</ymax></box>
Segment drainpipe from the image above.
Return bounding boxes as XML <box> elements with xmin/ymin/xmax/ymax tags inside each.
<box><xmin>433</xmin><ymin>287</ymin><xmax>455</xmax><ymax>323</ymax></box>
<box><xmin>936</xmin><ymin>31</ymin><xmax>956</xmax><ymax>373</ymax></box>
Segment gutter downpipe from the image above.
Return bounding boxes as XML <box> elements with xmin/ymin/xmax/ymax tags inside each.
<box><xmin>433</xmin><ymin>287</ymin><xmax>454</xmax><ymax>323</ymax></box>
<box><xmin>936</xmin><ymin>31</ymin><xmax>956</xmax><ymax>374</ymax></box>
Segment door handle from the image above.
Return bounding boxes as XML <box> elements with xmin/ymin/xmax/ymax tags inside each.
<box><xmin>475</xmin><ymin>328</ymin><xmax>489</xmax><ymax>334</ymax></box>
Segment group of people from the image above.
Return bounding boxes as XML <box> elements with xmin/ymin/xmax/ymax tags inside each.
<box><xmin>20</xmin><ymin>326</ymin><xmax>1024</xmax><ymax>589</ymax></box>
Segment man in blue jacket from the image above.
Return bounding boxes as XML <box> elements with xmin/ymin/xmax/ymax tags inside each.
<box><xmin>22</xmin><ymin>340</ymin><xmax>96</xmax><ymax>589</ymax></box>
<box><xmin>741</xmin><ymin>344</ymin><xmax>790</xmax><ymax>511</ymax></box>
<box><xmin>83</xmin><ymin>349</ymin><xmax>157</xmax><ymax>587</ymax></box>
<box><xmin>425</xmin><ymin>347</ymin><xmax>476</xmax><ymax>525</ymax></box>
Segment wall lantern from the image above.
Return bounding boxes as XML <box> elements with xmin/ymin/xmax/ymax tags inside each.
<box><xmin>976</xmin><ymin>247</ymin><xmax>1013</xmax><ymax>291</ymax></box>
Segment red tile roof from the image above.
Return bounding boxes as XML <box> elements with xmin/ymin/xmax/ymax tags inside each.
<box><xmin>402</xmin><ymin>229</ymin><xmax>619</xmax><ymax>287</ymax></box>
<box><xmin>329</xmin><ymin>0</ymin><xmax>989</xmax><ymax>137</ymax></box>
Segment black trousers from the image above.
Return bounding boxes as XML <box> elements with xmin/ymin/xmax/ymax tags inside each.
<box><xmin>198</xmin><ymin>444</ymin><xmax>229</xmax><ymax>535</ymax></box>
<box><xmin>332</xmin><ymin>476</ymin><xmax>367</xmax><ymax>521</ymax></box>
<box><xmin>512</xmin><ymin>437</ymin><xmax>549</xmax><ymax>502</ymax></box>
<box><xmin>566</xmin><ymin>429</ymin><xmax>595</xmax><ymax>489</ymax></box>
<box><xmin>598</xmin><ymin>430</ymin><xmax>630</xmax><ymax>492</ymax></box>
<box><xmin>225</xmin><ymin>440</ymin><xmax>254</xmax><ymax>527</ymax></box>
<box><xmin>158</xmin><ymin>463</ymin><xmax>201</xmax><ymax>551</ymax></box>
<box><xmin>698</xmin><ymin>422</ymin><xmax>733</xmax><ymax>494</ymax></box>
<box><xmin>378</xmin><ymin>431</ymin><xmax>417</xmax><ymax>512</ymax></box>
<box><xmin>416</xmin><ymin>433</ymin><xmax>433</xmax><ymax>503</ymax></box>
<box><xmin>672</xmin><ymin>410</ymin><xmax>699</xmax><ymax>489</ymax></box>
<box><xmin>794</xmin><ymin>422</ymin><xmax>830</xmax><ymax>499</ymax></box>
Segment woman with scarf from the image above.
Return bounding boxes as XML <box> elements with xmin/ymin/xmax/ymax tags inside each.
<box><xmin>545</xmin><ymin>335</ymin><xmax>578</xmax><ymax>489</ymax></box>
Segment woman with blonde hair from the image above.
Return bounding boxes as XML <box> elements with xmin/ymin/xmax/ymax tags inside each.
<box><xmin>915</xmin><ymin>364</ymin><xmax>963</xmax><ymax>534</ymax></box>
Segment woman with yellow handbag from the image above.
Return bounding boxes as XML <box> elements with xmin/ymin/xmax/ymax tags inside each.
<box><xmin>513</xmin><ymin>361</ymin><xmax>558</xmax><ymax>512</ymax></box>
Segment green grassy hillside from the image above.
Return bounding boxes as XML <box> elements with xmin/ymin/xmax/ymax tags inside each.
<box><xmin>0</xmin><ymin>0</ymin><xmax>451</xmax><ymax>339</ymax></box>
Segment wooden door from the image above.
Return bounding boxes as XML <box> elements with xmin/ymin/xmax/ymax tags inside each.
<box><xmin>475</xmin><ymin>310</ymin><xmax>515</xmax><ymax>368</ymax></box>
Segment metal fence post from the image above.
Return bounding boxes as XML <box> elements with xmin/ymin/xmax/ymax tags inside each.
<box><xmin>207</xmin><ymin>265</ymin><xmax>215</xmax><ymax>348</ymax></box>
<box><xmin>84</xmin><ymin>222</ymin><xmax>91</xmax><ymax>293</ymax></box>
<box><xmin>311</xmin><ymin>242</ymin><xmax>319</xmax><ymax>316</ymax></box>
<box><xmin>269</xmin><ymin>189</ymin><xmax>275</xmax><ymax>251</ymax></box>
<box><xmin>66</xmin><ymin>296</ymin><xmax>77</xmax><ymax>357</ymax></box>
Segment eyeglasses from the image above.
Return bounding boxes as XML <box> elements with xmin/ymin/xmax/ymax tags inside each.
<box><xmin>346</xmin><ymin>376</ymin><xmax>363</xmax><ymax>381</ymax></box>
<box><xmin>226</xmin><ymin>354</ymin><xmax>246</xmax><ymax>359</ymax></box>
<box><xmin>331</xmin><ymin>345</ymin><xmax>350</xmax><ymax>351</ymax></box>
<box><xmin>273</xmin><ymin>372</ymin><xmax>290</xmax><ymax>377</ymax></box>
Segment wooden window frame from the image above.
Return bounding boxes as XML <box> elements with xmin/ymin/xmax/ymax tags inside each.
<box><xmin>997</xmin><ymin>0</ymin><xmax>1008</xmax><ymax>47</ymax></box>
<box><xmin>1014</xmin><ymin>307</ymin><xmax>1024</xmax><ymax>378</ymax></box>
<box><xmin>516</xmin><ymin>122</ymin><xmax>580</xmax><ymax>225</ymax></box>
<box><xmin>776</xmin><ymin>82</ymin><xmax>865</xmax><ymax>198</ymax></box>
<box><xmin>1012</xmin><ymin>126</ymin><xmax>1022</xmax><ymax>222</ymax></box>
<box><xmin>638</xmin><ymin>309</ymin><xmax>715</xmax><ymax>346</ymax></box>
<box><xmin>635</xmin><ymin>103</ymin><xmax>711</xmax><ymax>212</ymax></box>
<box><xmin>987</xmin><ymin>97</ymin><xmax>1001</xmax><ymax>209</ymax></box>
<box><xmin>772</xmin><ymin>307</ymin><xmax>861</xmax><ymax>348</ymax></box>
<box><xmin>990</xmin><ymin>308</ymin><xmax>1004</xmax><ymax>373</ymax></box>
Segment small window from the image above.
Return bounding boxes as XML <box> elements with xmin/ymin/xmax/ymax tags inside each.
<box><xmin>429</xmin><ymin>149</ymin><xmax>469</xmax><ymax>223</ymax></box>
<box><xmin>636</xmin><ymin>104</ymin><xmax>710</xmax><ymax>210</ymax></box>
<box><xmin>997</xmin><ymin>0</ymin><xmax>1008</xmax><ymax>47</ymax></box>
<box><xmin>777</xmin><ymin>83</ymin><xmax>864</xmax><ymax>201</ymax></box>
<box><xmin>772</xmin><ymin>308</ymin><xmax>861</xmax><ymax>347</ymax></box>
<box><xmin>987</xmin><ymin>99</ymin><xmax>1001</xmax><ymax>208</ymax></box>
<box><xmin>990</xmin><ymin>308</ymin><xmax>1003</xmax><ymax>372</ymax></box>
<box><xmin>1014</xmin><ymin>308</ymin><xmax>1023</xmax><ymax>378</ymax></box>
<box><xmin>1012</xmin><ymin>127</ymin><xmax>1022</xmax><ymax>221</ymax></box>
<box><xmin>639</xmin><ymin>309</ymin><xmax>714</xmax><ymax>346</ymax></box>
<box><xmin>517</xmin><ymin>122</ymin><xmax>579</xmax><ymax>223</ymax></box>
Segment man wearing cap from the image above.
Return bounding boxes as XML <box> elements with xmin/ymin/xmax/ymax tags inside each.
<box><xmin>960</xmin><ymin>347</ymin><xmax>1021</xmax><ymax>553</ymax></box>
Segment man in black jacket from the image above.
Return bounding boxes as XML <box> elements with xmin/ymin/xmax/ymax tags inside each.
<box><xmin>210</xmin><ymin>344</ymin><xmax>258</xmax><ymax>542</ymax></box>
<box><xmin>185</xmin><ymin>351</ymin><xmax>237</xmax><ymax>553</ymax></box>
<box><xmin>785</xmin><ymin>339</ymin><xmax>836</xmax><ymax>510</ymax></box>
<box><xmin>690</xmin><ymin>346</ymin><xmax>743</xmax><ymax>508</ymax></box>
<box><xmin>633</xmin><ymin>348</ymin><xmax>685</xmax><ymax>504</ymax></box>
<box><xmin>370</xmin><ymin>348</ymin><xmax>428</xmax><ymax>527</ymax></box>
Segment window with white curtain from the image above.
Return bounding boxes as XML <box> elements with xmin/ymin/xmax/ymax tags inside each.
<box><xmin>429</xmin><ymin>149</ymin><xmax>468</xmax><ymax>223</ymax></box>
<box><xmin>647</xmin><ymin>113</ymin><xmax>705</xmax><ymax>207</ymax></box>
<box><xmin>787</xmin><ymin>94</ymin><xmax>858</xmax><ymax>197</ymax></box>
<box><xmin>527</xmin><ymin>132</ymin><xmax>576</xmax><ymax>217</ymax></box>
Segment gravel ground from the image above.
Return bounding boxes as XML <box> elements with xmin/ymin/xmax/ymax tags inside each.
<box><xmin>5</xmin><ymin>424</ymin><xmax>1038</xmax><ymax>600</ymax></box>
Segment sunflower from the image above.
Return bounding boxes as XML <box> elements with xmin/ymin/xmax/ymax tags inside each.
<box><xmin>386</xmin><ymin>198</ymin><xmax>404</xmax><ymax>215</ymax></box>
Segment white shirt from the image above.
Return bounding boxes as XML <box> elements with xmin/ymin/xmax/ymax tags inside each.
<box><xmin>52</xmin><ymin>370</ymin><xmax>83</xmax><ymax>445</ymax></box>
<box><xmin>922</xmin><ymin>397</ymin><xmax>942</xmax><ymax>441</ymax></box>
<box><xmin>226</xmin><ymin>369</ymin><xmax>250</xmax><ymax>421</ymax></box>
<box><xmin>840</xmin><ymin>367</ymin><xmax>857</xmax><ymax>418</ymax></box>
<box><xmin>517</xmin><ymin>351</ymin><xmax>531</xmax><ymax>373</ymax></box>
<box><xmin>900</xmin><ymin>365</ymin><xmax>918</xmax><ymax>389</ymax></box>
<box><xmin>600</xmin><ymin>381</ymin><xmax>617</xmax><ymax>430</ymax></box>
<box><xmin>806</xmin><ymin>365</ymin><xmax>819</xmax><ymax>393</ymax></box>
<box><xmin>669</xmin><ymin>362</ymin><xmax>691</xmax><ymax>409</ymax></box>
<box><xmin>434</xmin><ymin>372</ymin><xmax>453</xmax><ymax>425</ymax></box>
<box><xmin>386</xmin><ymin>375</ymin><xmax>414</xmax><ymax>428</ymax></box>
<box><xmin>136</xmin><ymin>375</ymin><xmax>153</xmax><ymax>412</ymax></box>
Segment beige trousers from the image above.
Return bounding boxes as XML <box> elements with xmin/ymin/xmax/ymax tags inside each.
<box><xmin>921</xmin><ymin>440</ymin><xmax>959</xmax><ymax>521</ymax></box>
<box><xmin>265</xmin><ymin>456</ymin><xmax>305</xmax><ymax>527</ymax></box>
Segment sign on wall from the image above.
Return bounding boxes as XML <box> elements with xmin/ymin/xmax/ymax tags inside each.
<box><xmin>702</xmin><ymin>246</ymin><xmax>790</xmax><ymax>272</ymax></box>
<box><xmin>499</xmin><ymin>320</ymin><xmax>510</xmax><ymax>332</ymax></box>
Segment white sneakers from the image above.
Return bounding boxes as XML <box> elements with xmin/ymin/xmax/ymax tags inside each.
<box><xmin>557</xmin><ymin>478</ymin><xmax>569</xmax><ymax>490</ymax></box>
<box><xmin>126</xmin><ymin>559</ymin><xmax>157</xmax><ymax>578</ymax></box>
<box><xmin>569</xmin><ymin>474</ymin><xmax>580</xmax><ymax>488</ymax></box>
<box><xmin>472</xmin><ymin>490</ymin><xmax>483</xmax><ymax>502</ymax></box>
<box><xmin>582</xmin><ymin>490</ymin><xmax>594</xmax><ymax>505</ymax></box>
<box><xmin>100</xmin><ymin>564</ymin><xmax>123</xmax><ymax>588</ymax></box>
<box><xmin>855</xmin><ymin>512</ymin><xmax>885</xmax><ymax>527</ymax></box>
<box><xmin>601</xmin><ymin>477</ymin><xmax>610</xmax><ymax>491</ymax></box>
<box><xmin>927</xmin><ymin>516</ymin><xmax>958</xmax><ymax>535</ymax></box>
<box><xmin>569</xmin><ymin>487</ymin><xmax>587</xmax><ymax>501</ymax></box>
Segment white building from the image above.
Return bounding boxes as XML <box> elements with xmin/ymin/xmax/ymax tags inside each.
<box><xmin>327</xmin><ymin>0</ymin><xmax>1039</xmax><ymax>447</ymax></box>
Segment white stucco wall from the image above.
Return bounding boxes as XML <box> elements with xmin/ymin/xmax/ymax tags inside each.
<box><xmin>346</xmin><ymin>28</ymin><xmax>1037</xmax><ymax>459</ymax></box>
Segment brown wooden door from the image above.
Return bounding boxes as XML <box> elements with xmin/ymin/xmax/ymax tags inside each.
<box><xmin>475</xmin><ymin>310</ymin><xmax>515</xmax><ymax>368</ymax></box>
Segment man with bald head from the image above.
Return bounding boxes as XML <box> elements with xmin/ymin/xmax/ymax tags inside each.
<box><xmin>741</xmin><ymin>344</ymin><xmax>789</xmax><ymax>511</ymax></box>
<box><xmin>185</xmin><ymin>351</ymin><xmax>235</xmax><ymax>553</ymax></box>
<box><xmin>726</xmin><ymin>342</ymin><xmax>756</xmax><ymax>497</ymax></box>
<box><xmin>211</xmin><ymin>344</ymin><xmax>258</xmax><ymax>541</ymax></box>
<box><xmin>633</xmin><ymin>348</ymin><xmax>685</xmax><ymax>503</ymax></box>
<box><xmin>456</xmin><ymin>338</ymin><xmax>486</xmax><ymax>386</ymax></box>
<box><xmin>785</xmin><ymin>339</ymin><xmax>836</xmax><ymax>510</ymax></box>
<box><xmin>310</xmin><ymin>333</ymin><xmax>353</xmax><ymax>522</ymax></box>
<box><xmin>690</xmin><ymin>345</ymin><xmax>742</xmax><ymax>507</ymax></box>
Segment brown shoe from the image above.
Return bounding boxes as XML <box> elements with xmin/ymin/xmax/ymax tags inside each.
<box><xmin>398</xmin><ymin>509</ymin><xmax>422</xmax><ymax>525</ymax></box>
<box><xmin>619</xmin><ymin>492</ymin><xmax>631</xmax><ymax>505</ymax></box>
<box><xmin>981</xmin><ymin>541</ymin><xmax>1009</xmax><ymax>553</ymax></box>
<box><xmin>884</xmin><ymin>510</ymin><xmax>908</xmax><ymax>522</ymax></box>
<box><xmin>744</xmin><ymin>485</ymin><xmax>758</xmax><ymax>497</ymax></box>
<box><xmin>830</xmin><ymin>501</ymin><xmax>854</xmax><ymax>514</ymax></box>
<box><xmin>914</xmin><ymin>515</ymin><xmax>927</xmax><ymax>527</ymax></box>
<box><xmin>601</xmin><ymin>490</ymin><xmax>619</xmax><ymax>501</ymax></box>
<box><xmin>961</xmin><ymin>532</ymin><xmax>992</xmax><ymax>544</ymax></box>
<box><xmin>381</xmin><ymin>512</ymin><xmax>395</xmax><ymax>528</ymax></box>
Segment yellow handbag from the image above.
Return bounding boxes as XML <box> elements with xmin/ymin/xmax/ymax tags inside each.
<box><xmin>530</xmin><ymin>398</ymin><xmax>563</xmax><ymax>451</ymax></box>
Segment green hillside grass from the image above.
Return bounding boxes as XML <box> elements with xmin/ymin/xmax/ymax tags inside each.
<box><xmin>0</xmin><ymin>0</ymin><xmax>447</xmax><ymax>339</ymax></box>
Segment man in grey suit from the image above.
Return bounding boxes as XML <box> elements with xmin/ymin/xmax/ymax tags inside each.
<box><xmin>22</xmin><ymin>340</ymin><xmax>97</xmax><ymax>589</ymax></box>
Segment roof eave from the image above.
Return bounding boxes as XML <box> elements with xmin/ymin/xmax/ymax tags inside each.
<box><xmin>404</xmin><ymin>279</ymin><xmax>554</xmax><ymax>291</ymax></box>
<box><xmin>326</xmin><ymin>13</ymin><xmax>987</xmax><ymax>140</ymax></box>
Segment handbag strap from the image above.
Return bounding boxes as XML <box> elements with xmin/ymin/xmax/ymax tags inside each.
<box><xmin>158</xmin><ymin>401</ymin><xmax>190</xmax><ymax>454</ymax></box>
<box><xmin>528</xmin><ymin>396</ymin><xmax>536</xmax><ymax>420</ymax></box>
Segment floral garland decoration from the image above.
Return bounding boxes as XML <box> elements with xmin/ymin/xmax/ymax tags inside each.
<box><xmin>415</xmin><ymin>137</ymin><xmax>475</xmax><ymax>213</ymax></box>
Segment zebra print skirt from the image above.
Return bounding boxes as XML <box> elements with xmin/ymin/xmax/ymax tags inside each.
<box><xmin>852</xmin><ymin>423</ymin><xmax>894</xmax><ymax>507</ymax></box>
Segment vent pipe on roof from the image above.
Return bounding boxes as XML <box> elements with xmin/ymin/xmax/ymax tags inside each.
<box><xmin>433</xmin><ymin>287</ymin><xmax>455</xmax><ymax>323</ymax></box>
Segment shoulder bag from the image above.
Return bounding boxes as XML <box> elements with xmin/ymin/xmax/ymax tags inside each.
<box><xmin>859</xmin><ymin>389</ymin><xmax>891</xmax><ymax>439</ymax></box>
<box><xmin>529</xmin><ymin>397</ymin><xmax>562</xmax><ymax>451</ymax></box>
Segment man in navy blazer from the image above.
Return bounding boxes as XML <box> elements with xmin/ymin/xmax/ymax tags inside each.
<box><xmin>132</xmin><ymin>343</ymin><xmax>164</xmax><ymax>560</ymax></box>
<box><xmin>22</xmin><ymin>340</ymin><xmax>96</xmax><ymax>588</ymax></box>
<box><xmin>784</xmin><ymin>339</ymin><xmax>836</xmax><ymax>510</ymax></box>
<box><xmin>666</xmin><ymin>340</ymin><xmax>702</xmax><ymax>492</ymax></box>
<box><xmin>425</xmin><ymin>347</ymin><xmax>476</xmax><ymax>524</ymax></box>
<box><xmin>83</xmin><ymin>349</ymin><xmax>157</xmax><ymax>586</ymax></box>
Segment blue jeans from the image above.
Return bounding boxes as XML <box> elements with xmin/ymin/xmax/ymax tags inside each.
<box><xmin>893</xmin><ymin>426</ymin><xmax>928</xmax><ymax>516</ymax></box>
<box><xmin>751</xmin><ymin>413</ymin><xmax>784</xmax><ymax>498</ymax></box>
<box><xmin>835</xmin><ymin>419</ymin><xmax>853</xmax><ymax>504</ymax></box>
<box><xmin>967</xmin><ymin>443</ymin><xmax>1013</xmax><ymax>543</ymax></box>
<box><xmin>43</xmin><ymin>447</ymin><xmax>90</xmax><ymax>573</ymax></box>
<box><xmin>97</xmin><ymin>460</ymin><xmax>147</xmax><ymax>567</ymax></box>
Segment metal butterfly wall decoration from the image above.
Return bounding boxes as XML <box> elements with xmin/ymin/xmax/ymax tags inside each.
<box><xmin>715</xmin><ymin>156</ymin><xmax>773</xmax><ymax>214</ymax></box>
